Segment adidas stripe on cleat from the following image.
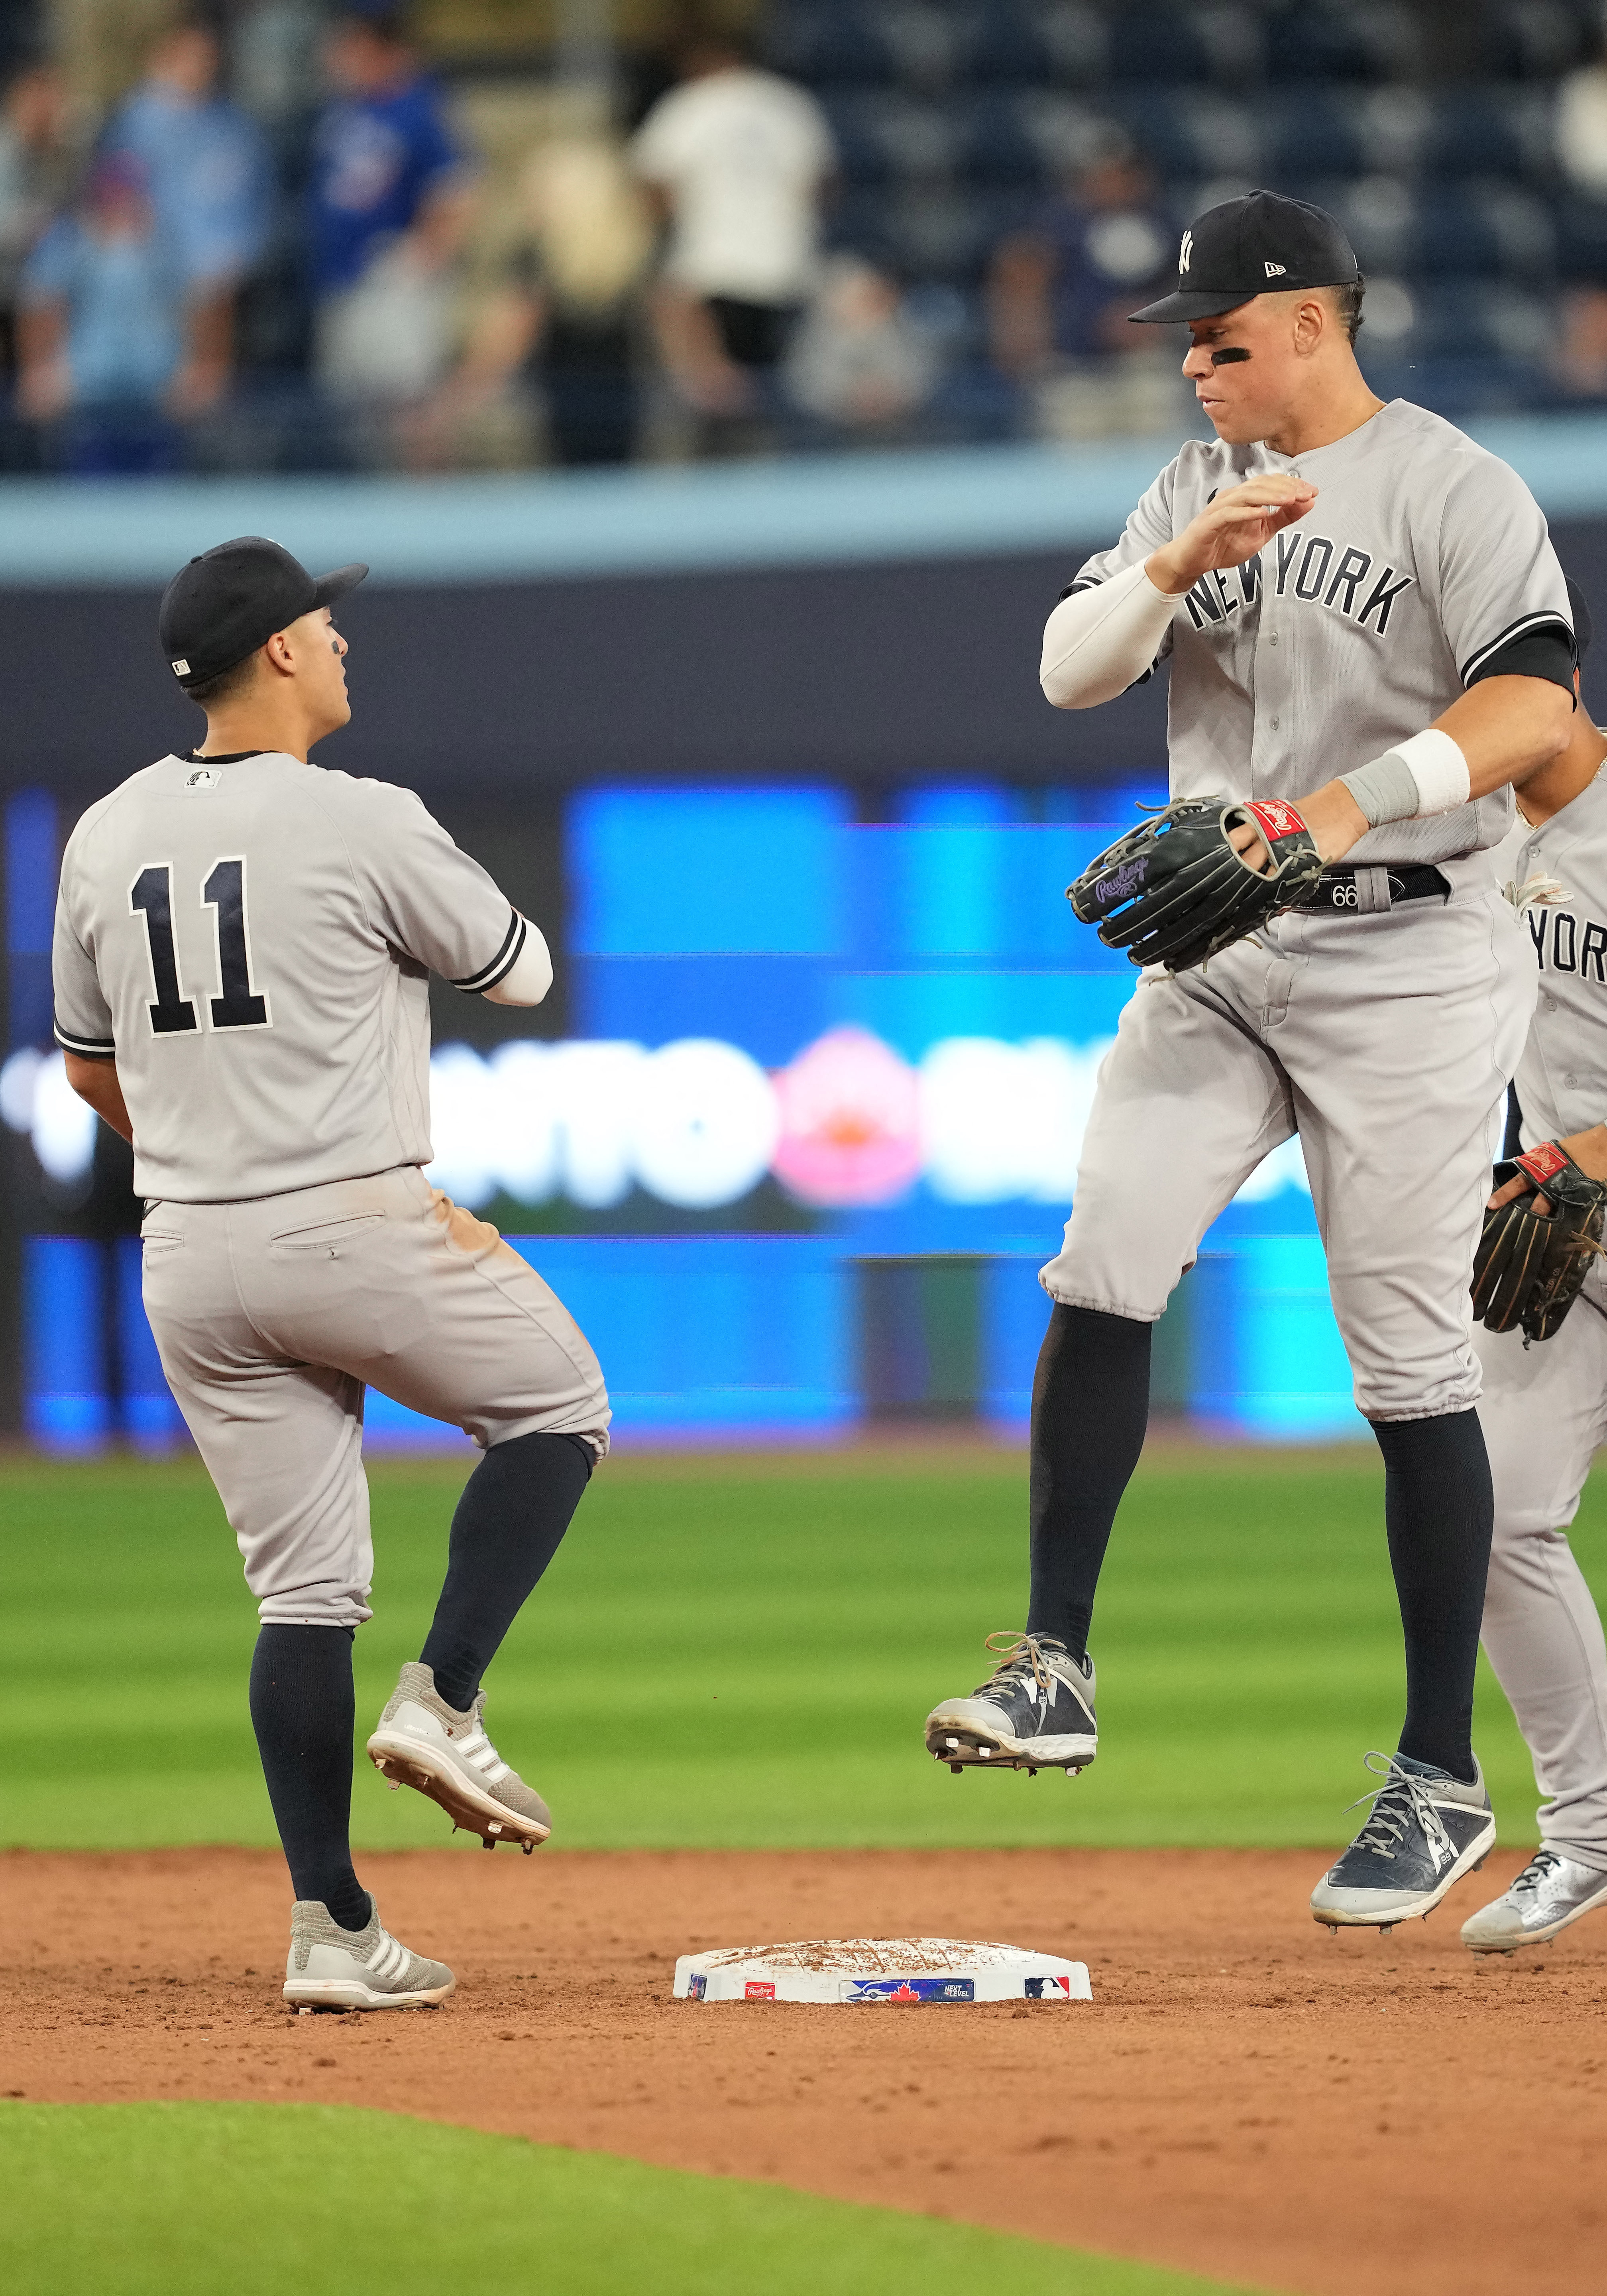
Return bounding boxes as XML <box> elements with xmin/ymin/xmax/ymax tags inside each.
<box><xmin>367</xmin><ymin>1661</ymin><xmax>552</xmax><ymax>1850</ymax></box>
<box><xmin>282</xmin><ymin>1899</ymin><xmax>454</xmax><ymax>2012</ymax></box>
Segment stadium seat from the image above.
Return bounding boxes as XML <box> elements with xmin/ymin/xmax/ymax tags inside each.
<box><xmin>819</xmin><ymin>92</ymin><xmax>897</xmax><ymax>185</ymax></box>
<box><xmin>1477</xmin><ymin>0</ymin><xmax>1596</xmax><ymax>82</ymax></box>
<box><xmin>1554</xmin><ymin>192</ymin><xmax>1607</xmax><ymax>284</ymax></box>
<box><xmin>1414</xmin><ymin>186</ymin><xmax>1556</xmax><ymax>280</ymax></box>
<box><xmin>1409</xmin><ymin>279</ymin><xmax>1554</xmax><ymax>359</ymax></box>
<box><xmin>760</xmin><ymin>4</ymin><xmax>899</xmax><ymax>88</ymax></box>
<box><xmin>1262</xmin><ymin>89</ymin><xmax>1369</xmax><ymax>181</ymax></box>
<box><xmin>1105</xmin><ymin>4</ymin><xmax>1232</xmax><ymax>87</ymax></box>
<box><xmin>960</xmin><ymin>94</ymin><xmax>1051</xmax><ymax>188</ymax></box>
<box><xmin>1264</xmin><ymin>3</ymin><xmax>1421</xmax><ymax>85</ymax></box>
<box><xmin>1422</xmin><ymin>87</ymin><xmax>1554</xmax><ymax>183</ymax></box>
<box><xmin>965</xmin><ymin>4</ymin><xmax>1060</xmax><ymax>88</ymax></box>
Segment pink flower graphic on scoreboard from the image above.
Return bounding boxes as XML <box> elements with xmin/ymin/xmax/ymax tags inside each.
<box><xmin>771</xmin><ymin>1026</ymin><xmax>921</xmax><ymax>1207</ymax></box>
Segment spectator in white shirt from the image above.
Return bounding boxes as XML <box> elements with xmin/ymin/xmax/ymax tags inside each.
<box><xmin>632</xmin><ymin>26</ymin><xmax>833</xmax><ymax>437</ymax></box>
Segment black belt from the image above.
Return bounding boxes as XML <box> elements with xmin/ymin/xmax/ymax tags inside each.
<box><xmin>1298</xmin><ymin>863</ymin><xmax>1451</xmax><ymax>915</ymax></box>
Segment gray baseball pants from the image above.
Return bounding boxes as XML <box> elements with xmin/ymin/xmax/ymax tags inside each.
<box><xmin>141</xmin><ymin>1164</ymin><xmax>611</xmax><ymax>1629</ymax></box>
<box><xmin>1476</xmin><ymin>1273</ymin><xmax>1607</xmax><ymax>1870</ymax></box>
<box><xmin>1040</xmin><ymin>866</ymin><xmax>1534</xmax><ymax>1419</ymax></box>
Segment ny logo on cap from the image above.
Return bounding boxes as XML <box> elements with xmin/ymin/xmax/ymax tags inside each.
<box><xmin>1264</xmin><ymin>260</ymin><xmax>1287</xmax><ymax>277</ymax></box>
<box><xmin>1179</xmin><ymin>229</ymin><xmax>1192</xmax><ymax>274</ymax></box>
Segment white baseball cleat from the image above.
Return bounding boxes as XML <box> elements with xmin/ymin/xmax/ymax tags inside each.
<box><xmin>1311</xmin><ymin>1751</ymin><xmax>1496</xmax><ymax>1930</ymax></box>
<box><xmin>283</xmin><ymin>1899</ymin><xmax>454</xmax><ymax>2012</ymax></box>
<box><xmin>924</xmin><ymin>1632</ymin><xmax>1097</xmax><ymax>1774</ymax></box>
<box><xmin>1461</xmin><ymin>1850</ymin><xmax>1607</xmax><ymax>1954</ymax></box>
<box><xmin>367</xmin><ymin>1661</ymin><xmax>552</xmax><ymax>1851</ymax></box>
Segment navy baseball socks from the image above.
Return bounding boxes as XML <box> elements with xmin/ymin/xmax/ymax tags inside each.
<box><xmin>1310</xmin><ymin>1409</ymin><xmax>1499</xmax><ymax>1929</ymax></box>
<box><xmin>924</xmin><ymin>1304</ymin><xmax>1144</xmax><ymax>1773</ymax></box>
<box><xmin>367</xmin><ymin>1428</ymin><xmax>595</xmax><ymax>1850</ymax></box>
<box><xmin>1371</xmin><ymin>1407</ymin><xmax>1493</xmax><ymax>1784</ymax></box>
<box><xmin>249</xmin><ymin>1624</ymin><xmax>371</xmax><ymax>1931</ymax></box>
<box><xmin>253</xmin><ymin>1429</ymin><xmax>594</xmax><ymax>1921</ymax></box>
<box><xmin>1024</xmin><ymin>1303</ymin><xmax>1152</xmax><ymax>1663</ymax></box>
<box><xmin>418</xmin><ymin>1427</ymin><xmax>594</xmax><ymax>1710</ymax></box>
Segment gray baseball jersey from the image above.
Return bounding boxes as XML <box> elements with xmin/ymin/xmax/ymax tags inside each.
<box><xmin>1474</xmin><ymin>757</ymin><xmax>1607</xmax><ymax>1869</ymax></box>
<box><xmin>53</xmin><ymin>750</ymin><xmax>527</xmax><ymax>1203</ymax></box>
<box><xmin>1069</xmin><ymin>398</ymin><xmax>1571</xmax><ymax>867</ymax></box>
<box><xmin>1499</xmin><ymin>761</ymin><xmax>1607</xmax><ymax>1144</ymax></box>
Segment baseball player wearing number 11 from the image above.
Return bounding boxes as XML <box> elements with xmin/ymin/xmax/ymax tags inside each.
<box><xmin>53</xmin><ymin>539</ymin><xmax>611</xmax><ymax>2010</ymax></box>
<box><xmin>925</xmin><ymin>191</ymin><xmax>1575</xmax><ymax>1931</ymax></box>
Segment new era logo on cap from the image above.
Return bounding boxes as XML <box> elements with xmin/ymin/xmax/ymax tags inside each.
<box><xmin>171</xmin><ymin>659</ymin><xmax>189</xmax><ymax>677</ymax></box>
<box><xmin>1265</xmin><ymin>261</ymin><xmax>1287</xmax><ymax>277</ymax></box>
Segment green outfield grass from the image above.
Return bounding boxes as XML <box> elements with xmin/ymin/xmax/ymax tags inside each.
<box><xmin>2</xmin><ymin>1442</ymin><xmax>1599</xmax><ymax>1853</ymax></box>
<box><xmin>0</xmin><ymin>2103</ymin><xmax>1262</xmax><ymax>2296</ymax></box>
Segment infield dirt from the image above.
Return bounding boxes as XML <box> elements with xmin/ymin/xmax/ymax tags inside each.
<box><xmin>5</xmin><ymin>1844</ymin><xmax>1604</xmax><ymax>2296</ymax></box>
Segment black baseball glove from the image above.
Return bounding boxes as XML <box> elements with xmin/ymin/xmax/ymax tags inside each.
<box><xmin>1472</xmin><ymin>1141</ymin><xmax>1607</xmax><ymax>1343</ymax></box>
<box><xmin>1066</xmin><ymin>796</ymin><xmax>1326</xmax><ymax>974</ymax></box>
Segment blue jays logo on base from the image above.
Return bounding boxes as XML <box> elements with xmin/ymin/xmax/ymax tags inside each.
<box><xmin>842</xmin><ymin>1976</ymin><xmax>976</xmax><ymax>2003</ymax></box>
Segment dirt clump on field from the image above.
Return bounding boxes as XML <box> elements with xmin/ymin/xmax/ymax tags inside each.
<box><xmin>4</xmin><ymin>1844</ymin><xmax>1605</xmax><ymax>2296</ymax></box>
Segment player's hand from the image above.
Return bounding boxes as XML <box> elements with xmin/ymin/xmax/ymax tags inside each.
<box><xmin>1145</xmin><ymin>475</ymin><xmax>1316</xmax><ymax>596</ymax></box>
<box><xmin>1489</xmin><ymin>1122</ymin><xmax>1607</xmax><ymax>1212</ymax></box>
<box><xmin>1232</xmin><ymin>781</ymin><xmax>1368</xmax><ymax>875</ymax></box>
<box><xmin>1228</xmin><ymin>819</ymin><xmax>1270</xmax><ymax>872</ymax></box>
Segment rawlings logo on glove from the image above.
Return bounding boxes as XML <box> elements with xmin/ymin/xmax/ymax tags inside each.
<box><xmin>1066</xmin><ymin>795</ymin><xmax>1326</xmax><ymax>974</ymax></box>
<box><xmin>1472</xmin><ymin>1143</ymin><xmax>1607</xmax><ymax>1344</ymax></box>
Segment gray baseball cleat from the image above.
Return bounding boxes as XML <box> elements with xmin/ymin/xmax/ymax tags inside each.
<box><xmin>924</xmin><ymin>1631</ymin><xmax>1097</xmax><ymax>1774</ymax></box>
<box><xmin>283</xmin><ymin>1899</ymin><xmax>455</xmax><ymax>2012</ymax></box>
<box><xmin>367</xmin><ymin>1661</ymin><xmax>552</xmax><ymax>1851</ymax></box>
<box><xmin>1461</xmin><ymin>1849</ymin><xmax>1607</xmax><ymax>1954</ymax></box>
<box><xmin>1311</xmin><ymin>1751</ymin><xmax>1496</xmax><ymax>1930</ymax></box>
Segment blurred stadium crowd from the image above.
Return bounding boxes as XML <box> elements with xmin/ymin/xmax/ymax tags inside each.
<box><xmin>7</xmin><ymin>0</ymin><xmax>1607</xmax><ymax>475</ymax></box>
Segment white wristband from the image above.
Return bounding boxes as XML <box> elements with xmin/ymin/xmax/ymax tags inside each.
<box><xmin>1396</xmin><ymin>727</ymin><xmax>1472</xmax><ymax>816</ymax></box>
<box><xmin>1341</xmin><ymin>729</ymin><xmax>1471</xmax><ymax>826</ymax></box>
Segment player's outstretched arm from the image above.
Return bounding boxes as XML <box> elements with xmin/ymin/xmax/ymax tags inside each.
<box><xmin>64</xmin><ymin>1052</ymin><xmax>133</xmax><ymax>1144</ymax></box>
<box><xmin>1041</xmin><ymin>475</ymin><xmax>1317</xmax><ymax>711</ymax></box>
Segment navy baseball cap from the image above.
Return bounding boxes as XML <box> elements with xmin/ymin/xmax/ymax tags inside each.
<box><xmin>159</xmin><ymin>537</ymin><xmax>367</xmax><ymax>691</ymax></box>
<box><xmin>1130</xmin><ymin>191</ymin><xmax>1360</xmax><ymax>324</ymax></box>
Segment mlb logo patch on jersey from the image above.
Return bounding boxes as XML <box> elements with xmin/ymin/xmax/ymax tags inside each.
<box><xmin>183</xmin><ymin>767</ymin><xmax>221</xmax><ymax>794</ymax></box>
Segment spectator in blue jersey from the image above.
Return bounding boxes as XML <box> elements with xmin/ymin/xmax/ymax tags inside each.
<box><xmin>17</xmin><ymin>151</ymin><xmax>189</xmax><ymax>472</ymax></box>
<box><xmin>990</xmin><ymin>136</ymin><xmax>1172</xmax><ymax>368</ymax></box>
<box><xmin>101</xmin><ymin>15</ymin><xmax>271</xmax><ymax>416</ymax></box>
<box><xmin>309</xmin><ymin>3</ymin><xmax>472</xmax><ymax>407</ymax></box>
<box><xmin>988</xmin><ymin>133</ymin><xmax>1182</xmax><ymax>436</ymax></box>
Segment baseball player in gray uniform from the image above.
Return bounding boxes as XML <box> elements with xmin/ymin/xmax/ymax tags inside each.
<box><xmin>924</xmin><ymin>192</ymin><xmax>1576</xmax><ymax>1931</ymax></box>
<box><xmin>1461</xmin><ymin>578</ymin><xmax>1607</xmax><ymax>1955</ymax></box>
<box><xmin>53</xmin><ymin>537</ymin><xmax>611</xmax><ymax>2010</ymax></box>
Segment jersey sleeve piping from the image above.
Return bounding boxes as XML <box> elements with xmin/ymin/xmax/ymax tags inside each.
<box><xmin>54</xmin><ymin>1017</ymin><xmax>116</xmax><ymax>1058</ymax></box>
<box><xmin>451</xmin><ymin>908</ymin><xmax>525</xmax><ymax>995</ymax></box>
<box><xmin>1460</xmin><ymin>611</ymin><xmax>1574</xmax><ymax>687</ymax></box>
